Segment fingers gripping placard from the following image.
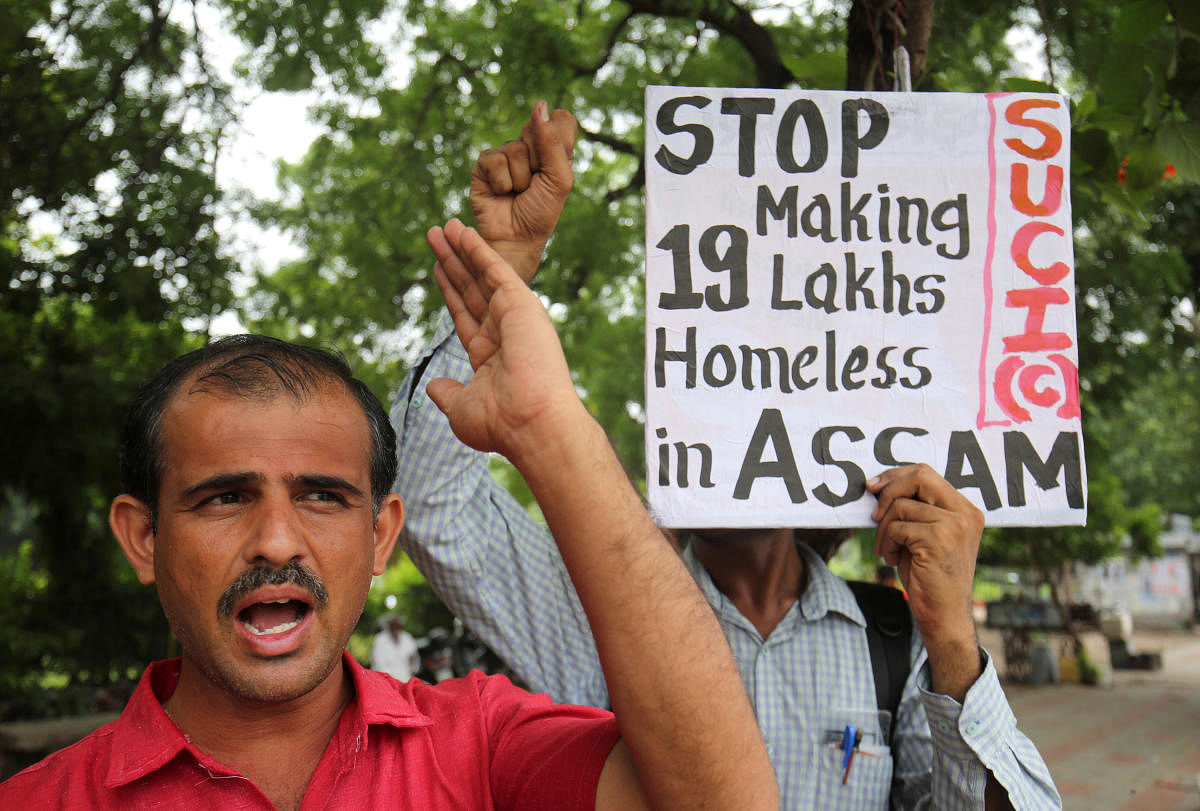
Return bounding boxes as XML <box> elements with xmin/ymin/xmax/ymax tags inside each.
<box><xmin>644</xmin><ymin>86</ymin><xmax>1085</xmax><ymax>528</ymax></box>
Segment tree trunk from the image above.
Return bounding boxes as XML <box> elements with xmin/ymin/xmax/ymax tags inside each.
<box><xmin>1035</xmin><ymin>552</ymin><xmax>1083</xmax><ymax>655</ymax></box>
<box><xmin>846</xmin><ymin>0</ymin><xmax>937</xmax><ymax>91</ymax></box>
<box><xmin>905</xmin><ymin>0</ymin><xmax>936</xmax><ymax>83</ymax></box>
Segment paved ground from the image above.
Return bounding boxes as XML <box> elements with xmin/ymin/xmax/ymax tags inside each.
<box><xmin>982</xmin><ymin>626</ymin><xmax>1200</xmax><ymax>810</ymax></box>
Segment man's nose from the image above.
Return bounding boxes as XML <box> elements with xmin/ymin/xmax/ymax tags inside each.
<box><xmin>243</xmin><ymin>491</ymin><xmax>307</xmax><ymax>566</ymax></box>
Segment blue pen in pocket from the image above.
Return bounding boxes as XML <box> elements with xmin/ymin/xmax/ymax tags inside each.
<box><xmin>840</xmin><ymin>724</ymin><xmax>863</xmax><ymax>785</ymax></box>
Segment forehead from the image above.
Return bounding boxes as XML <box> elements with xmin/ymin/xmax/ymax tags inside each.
<box><xmin>158</xmin><ymin>381</ymin><xmax>371</xmax><ymax>487</ymax></box>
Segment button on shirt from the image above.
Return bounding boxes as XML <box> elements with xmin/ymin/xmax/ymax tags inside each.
<box><xmin>390</xmin><ymin>314</ymin><xmax>1062</xmax><ymax>810</ymax></box>
<box><xmin>0</xmin><ymin>653</ymin><xmax>620</xmax><ymax>809</ymax></box>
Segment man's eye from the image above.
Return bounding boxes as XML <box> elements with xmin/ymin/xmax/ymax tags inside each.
<box><xmin>201</xmin><ymin>492</ymin><xmax>241</xmax><ymax>507</ymax></box>
<box><xmin>305</xmin><ymin>491</ymin><xmax>345</xmax><ymax>504</ymax></box>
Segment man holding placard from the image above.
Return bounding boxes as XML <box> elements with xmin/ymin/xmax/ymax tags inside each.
<box><xmin>392</xmin><ymin>100</ymin><xmax>1062</xmax><ymax>808</ymax></box>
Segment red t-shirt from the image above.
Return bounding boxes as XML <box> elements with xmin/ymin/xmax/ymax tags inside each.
<box><xmin>1</xmin><ymin>654</ymin><xmax>620</xmax><ymax>809</ymax></box>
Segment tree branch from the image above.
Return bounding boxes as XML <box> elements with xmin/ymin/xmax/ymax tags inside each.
<box><xmin>1033</xmin><ymin>0</ymin><xmax>1056</xmax><ymax>87</ymax></box>
<box><xmin>52</xmin><ymin>0</ymin><xmax>170</xmax><ymax>176</ymax></box>
<box><xmin>623</xmin><ymin>0</ymin><xmax>795</xmax><ymax>88</ymax></box>
<box><xmin>604</xmin><ymin>158</ymin><xmax>645</xmax><ymax>204</ymax></box>
<box><xmin>571</xmin><ymin>10</ymin><xmax>637</xmax><ymax>78</ymax></box>
<box><xmin>577</xmin><ymin>124</ymin><xmax>643</xmax><ymax>202</ymax></box>
<box><xmin>580</xmin><ymin>124</ymin><xmax>637</xmax><ymax>156</ymax></box>
<box><xmin>846</xmin><ymin>0</ymin><xmax>884</xmax><ymax>91</ymax></box>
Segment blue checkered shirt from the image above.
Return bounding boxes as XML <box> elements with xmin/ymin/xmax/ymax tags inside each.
<box><xmin>391</xmin><ymin>314</ymin><xmax>1061</xmax><ymax>809</ymax></box>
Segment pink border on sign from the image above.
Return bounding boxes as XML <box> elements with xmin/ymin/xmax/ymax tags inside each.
<box><xmin>977</xmin><ymin>92</ymin><xmax>1011</xmax><ymax>429</ymax></box>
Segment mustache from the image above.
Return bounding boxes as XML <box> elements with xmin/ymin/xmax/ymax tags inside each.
<box><xmin>217</xmin><ymin>560</ymin><xmax>329</xmax><ymax>619</ymax></box>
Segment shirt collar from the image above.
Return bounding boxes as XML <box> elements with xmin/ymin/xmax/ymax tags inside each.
<box><xmin>346</xmin><ymin>651</ymin><xmax>433</xmax><ymax>728</ymax></box>
<box><xmin>104</xmin><ymin>659</ymin><xmax>188</xmax><ymax>788</ymax></box>
<box><xmin>104</xmin><ymin>653</ymin><xmax>433</xmax><ymax>789</ymax></box>
<box><xmin>794</xmin><ymin>542</ymin><xmax>867</xmax><ymax>627</ymax></box>
<box><xmin>682</xmin><ymin>540</ymin><xmax>867</xmax><ymax>629</ymax></box>
<box><xmin>682</xmin><ymin>541</ymin><xmax>726</xmax><ymax>609</ymax></box>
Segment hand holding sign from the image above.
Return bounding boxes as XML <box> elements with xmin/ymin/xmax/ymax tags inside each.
<box><xmin>470</xmin><ymin>100</ymin><xmax>578</xmax><ymax>283</ymax></box>
<box><xmin>426</xmin><ymin>218</ymin><xmax>583</xmax><ymax>465</ymax></box>
<box><xmin>868</xmin><ymin>464</ymin><xmax>983</xmax><ymax>701</ymax></box>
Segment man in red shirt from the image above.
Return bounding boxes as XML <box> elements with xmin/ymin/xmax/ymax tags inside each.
<box><xmin>0</xmin><ymin>104</ymin><xmax>777</xmax><ymax>810</ymax></box>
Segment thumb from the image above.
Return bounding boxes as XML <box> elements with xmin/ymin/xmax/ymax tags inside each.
<box><xmin>524</xmin><ymin>101</ymin><xmax>576</xmax><ymax>193</ymax></box>
<box><xmin>548</xmin><ymin>107</ymin><xmax>578</xmax><ymax>159</ymax></box>
<box><xmin>425</xmin><ymin>378</ymin><xmax>464</xmax><ymax>417</ymax></box>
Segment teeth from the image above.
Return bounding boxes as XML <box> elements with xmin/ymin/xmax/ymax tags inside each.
<box><xmin>241</xmin><ymin>618</ymin><xmax>302</xmax><ymax>636</ymax></box>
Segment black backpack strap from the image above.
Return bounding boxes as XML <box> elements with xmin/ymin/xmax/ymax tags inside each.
<box><xmin>846</xmin><ymin>580</ymin><xmax>913</xmax><ymax>746</ymax></box>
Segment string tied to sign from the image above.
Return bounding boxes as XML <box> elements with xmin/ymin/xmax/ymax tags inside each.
<box><xmin>893</xmin><ymin>46</ymin><xmax>912</xmax><ymax>93</ymax></box>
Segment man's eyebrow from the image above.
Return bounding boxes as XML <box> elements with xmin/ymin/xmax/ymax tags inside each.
<box><xmin>289</xmin><ymin>474</ymin><xmax>367</xmax><ymax>500</ymax></box>
<box><xmin>181</xmin><ymin>472</ymin><xmax>263</xmax><ymax>501</ymax></box>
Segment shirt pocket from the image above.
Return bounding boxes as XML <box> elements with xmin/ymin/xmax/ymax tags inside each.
<box><xmin>814</xmin><ymin>706</ymin><xmax>894</xmax><ymax>810</ymax></box>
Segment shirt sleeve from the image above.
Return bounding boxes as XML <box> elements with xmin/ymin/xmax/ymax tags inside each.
<box><xmin>390</xmin><ymin>312</ymin><xmax>610</xmax><ymax>707</ymax></box>
<box><xmin>893</xmin><ymin>645</ymin><xmax>1061</xmax><ymax>809</ymax></box>
<box><xmin>476</xmin><ymin>674</ymin><xmax>622</xmax><ymax>811</ymax></box>
<box><xmin>887</xmin><ymin>639</ymin><xmax>936</xmax><ymax>807</ymax></box>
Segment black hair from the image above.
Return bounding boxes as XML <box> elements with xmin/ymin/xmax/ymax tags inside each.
<box><xmin>118</xmin><ymin>334</ymin><xmax>397</xmax><ymax>527</ymax></box>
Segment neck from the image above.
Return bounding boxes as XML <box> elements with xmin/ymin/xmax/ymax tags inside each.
<box><xmin>163</xmin><ymin>657</ymin><xmax>352</xmax><ymax>810</ymax></box>
<box><xmin>691</xmin><ymin>528</ymin><xmax>805</xmax><ymax>639</ymax></box>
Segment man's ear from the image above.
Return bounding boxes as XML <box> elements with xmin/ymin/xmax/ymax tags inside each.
<box><xmin>371</xmin><ymin>494</ymin><xmax>404</xmax><ymax>575</ymax></box>
<box><xmin>110</xmin><ymin>495</ymin><xmax>157</xmax><ymax>585</ymax></box>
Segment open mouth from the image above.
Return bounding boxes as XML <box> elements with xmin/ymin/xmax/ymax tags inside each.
<box><xmin>238</xmin><ymin>598</ymin><xmax>311</xmax><ymax>636</ymax></box>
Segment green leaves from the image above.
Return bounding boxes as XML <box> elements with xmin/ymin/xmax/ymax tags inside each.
<box><xmin>1157</xmin><ymin>117</ymin><xmax>1200</xmax><ymax>181</ymax></box>
<box><xmin>1000</xmin><ymin>77</ymin><xmax>1058</xmax><ymax>94</ymax></box>
<box><xmin>226</xmin><ymin>0</ymin><xmax>390</xmax><ymax>93</ymax></box>
<box><xmin>1112</xmin><ymin>0</ymin><xmax>1170</xmax><ymax>45</ymax></box>
<box><xmin>0</xmin><ymin>0</ymin><xmax>237</xmax><ymax>712</ymax></box>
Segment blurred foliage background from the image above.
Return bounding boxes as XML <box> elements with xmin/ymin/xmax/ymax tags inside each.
<box><xmin>2</xmin><ymin>0</ymin><xmax>1197</xmax><ymax>718</ymax></box>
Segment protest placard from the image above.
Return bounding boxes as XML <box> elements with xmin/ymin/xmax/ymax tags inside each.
<box><xmin>644</xmin><ymin>86</ymin><xmax>1085</xmax><ymax>528</ymax></box>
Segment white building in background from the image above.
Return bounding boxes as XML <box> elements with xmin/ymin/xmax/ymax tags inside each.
<box><xmin>1073</xmin><ymin>515</ymin><xmax>1199</xmax><ymax>628</ymax></box>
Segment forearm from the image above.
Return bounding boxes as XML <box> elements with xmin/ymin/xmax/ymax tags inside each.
<box><xmin>922</xmin><ymin>615</ymin><xmax>983</xmax><ymax>703</ymax></box>
<box><xmin>510</xmin><ymin>408</ymin><xmax>778</xmax><ymax>810</ymax></box>
<box><xmin>490</xmin><ymin>239</ymin><xmax>546</xmax><ymax>282</ymax></box>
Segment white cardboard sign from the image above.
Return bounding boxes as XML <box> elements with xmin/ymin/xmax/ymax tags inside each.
<box><xmin>644</xmin><ymin>86</ymin><xmax>1086</xmax><ymax>528</ymax></box>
